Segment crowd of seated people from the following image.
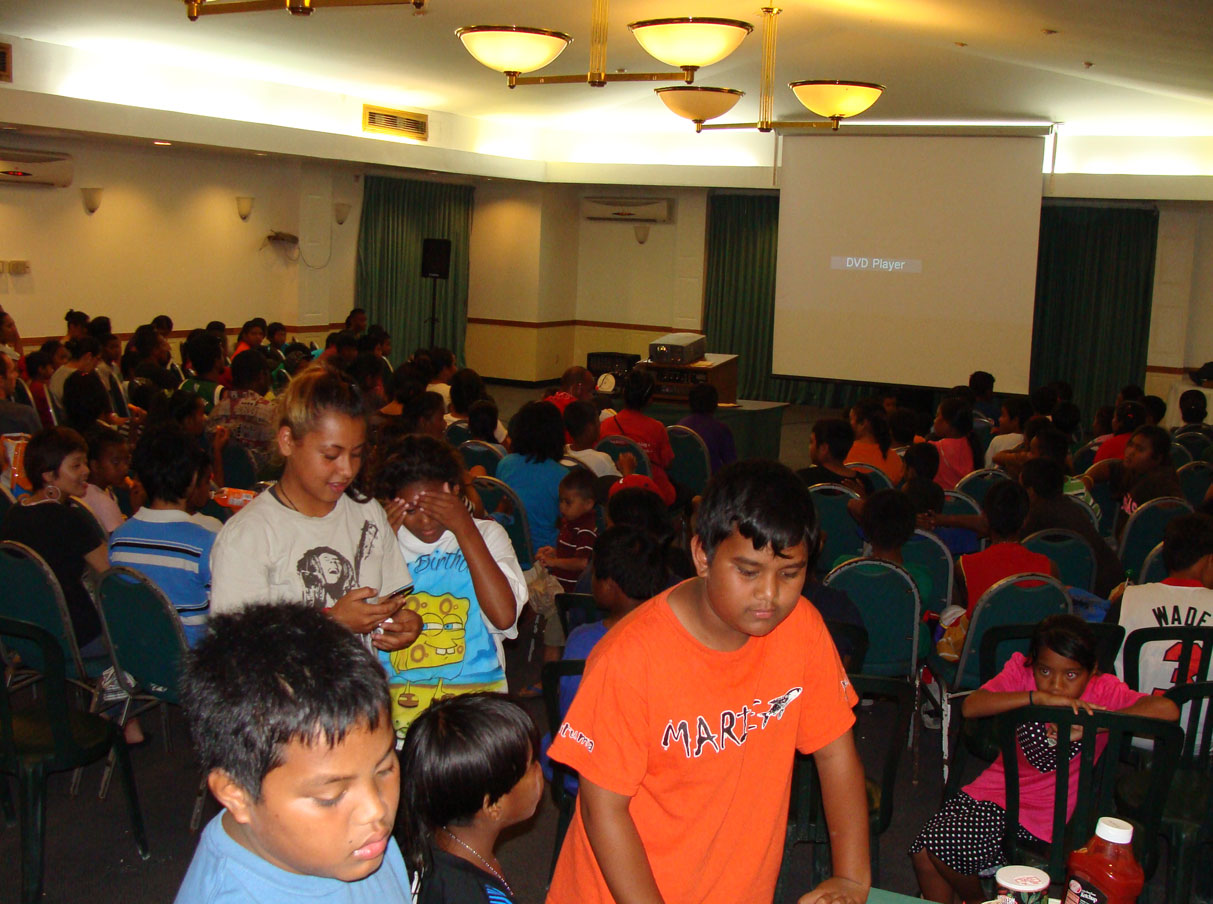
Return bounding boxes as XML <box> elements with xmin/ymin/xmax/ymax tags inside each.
<box><xmin>4</xmin><ymin>302</ymin><xmax>1212</xmax><ymax>904</ymax></box>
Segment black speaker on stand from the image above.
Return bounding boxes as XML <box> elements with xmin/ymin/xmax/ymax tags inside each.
<box><xmin>421</xmin><ymin>238</ymin><xmax>451</xmax><ymax>348</ymax></box>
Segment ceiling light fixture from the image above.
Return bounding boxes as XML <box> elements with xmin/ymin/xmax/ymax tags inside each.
<box><xmin>458</xmin><ymin>0</ymin><xmax>751</xmax><ymax>89</ymax></box>
<box><xmin>184</xmin><ymin>0</ymin><xmax>427</xmax><ymax>21</ymax></box>
<box><xmin>674</xmin><ymin>8</ymin><xmax>884</xmax><ymax>133</ymax></box>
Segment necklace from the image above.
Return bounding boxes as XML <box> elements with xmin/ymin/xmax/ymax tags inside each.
<box><xmin>275</xmin><ymin>481</ymin><xmax>300</xmax><ymax>513</ymax></box>
<box><xmin>439</xmin><ymin>827</ymin><xmax>512</xmax><ymax>896</ymax></box>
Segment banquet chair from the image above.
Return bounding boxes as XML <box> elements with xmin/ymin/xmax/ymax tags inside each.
<box><xmin>540</xmin><ymin>658</ymin><xmax>586</xmax><ymax>880</ymax></box>
<box><xmin>1177</xmin><ymin>460</ymin><xmax>1213</xmax><ymax>509</ymax></box>
<box><xmin>1137</xmin><ymin>541</ymin><xmax>1168</xmax><ymax>586</ymax></box>
<box><xmin>1088</xmin><ymin>480</ymin><xmax>1117</xmax><ymax>539</ymax></box>
<box><xmin>470</xmin><ymin>477</ymin><xmax>534</xmax><ymax>571</ymax></box>
<box><xmin>928</xmin><ymin>573</ymin><xmax>1070</xmax><ymax>784</ymax></box>
<box><xmin>807</xmin><ymin>483</ymin><xmax>863</xmax><ymax>574</ymax></box>
<box><xmin>0</xmin><ymin>615</ymin><xmax>149</xmax><ymax>903</ymax></box>
<box><xmin>443</xmin><ymin>419</ymin><xmax>471</xmax><ymax>446</ymax></box>
<box><xmin>458</xmin><ymin>439</ymin><xmax>504</xmax><ymax>477</ymax></box>
<box><xmin>1120</xmin><ymin>496</ymin><xmax>1193</xmax><ymax>582</ymax></box>
<box><xmin>902</xmin><ymin>529</ymin><xmax>954</xmax><ymax>617</ymax></box>
<box><xmin>1022</xmin><ymin>528</ymin><xmax>1098</xmax><ymax>593</ymax></box>
<box><xmin>942</xmin><ymin>489</ymin><xmax>985</xmax><ymax>551</ymax></box>
<box><xmin>993</xmin><ymin>704</ymin><xmax>1181</xmax><ymax>887</ymax></box>
<box><xmin>1173</xmin><ymin>431</ymin><xmax>1213</xmax><ymax>463</ymax></box>
<box><xmin>94</xmin><ymin>566</ymin><xmax>209</xmax><ymax>830</ymax></box>
<box><xmin>1072</xmin><ymin>440</ymin><xmax>1099</xmax><ymax>475</ymax></box>
<box><xmin>955</xmin><ymin>468</ymin><xmax>1010</xmax><ymax>507</ymax></box>
<box><xmin>823</xmin><ymin>558</ymin><xmax>922</xmax><ymax>681</ymax></box>
<box><xmin>844</xmin><ymin>462</ymin><xmax>893</xmax><ymax>491</ymax></box>
<box><xmin>1171</xmin><ymin>443</ymin><xmax>1194</xmax><ymax>468</ymax></box>
<box><xmin>594</xmin><ymin>434</ymin><xmax>652</xmax><ymax>477</ymax></box>
<box><xmin>667</xmin><ymin>425</ymin><xmax>712</xmax><ymax>494</ymax></box>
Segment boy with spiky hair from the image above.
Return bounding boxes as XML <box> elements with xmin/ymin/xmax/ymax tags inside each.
<box><xmin>547</xmin><ymin>460</ymin><xmax>869</xmax><ymax>904</ymax></box>
<box><xmin>175</xmin><ymin>604</ymin><xmax>411</xmax><ymax>903</ymax></box>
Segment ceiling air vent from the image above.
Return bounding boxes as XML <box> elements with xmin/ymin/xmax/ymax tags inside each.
<box><xmin>362</xmin><ymin>105</ymin><xmax>428</xmax><ymax>141</ymax></box>
<box><xmin>1</xmin><ymin>43</ymin><xmax>12</xmax><ymax>83</ymax></box>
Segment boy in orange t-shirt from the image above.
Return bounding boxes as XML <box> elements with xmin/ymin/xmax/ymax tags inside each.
<box><xmin>546</xmin><ymin>460</ymin><xmax>868</xmax><ymax>904</ymax></box>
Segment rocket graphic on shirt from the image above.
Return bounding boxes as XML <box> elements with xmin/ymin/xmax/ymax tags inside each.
<box><xmin>655</xmin><ymin>686</ymin><xmax>804</xmax><ymax>759</ymax></box>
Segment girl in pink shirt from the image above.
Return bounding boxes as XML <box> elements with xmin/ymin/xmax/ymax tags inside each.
<box><xmin>930</xmin><ymin>396</ymin><xmax>983</xmax><ymax>490</ymax></box>
<box><xmin>909</xmin><ymin>614</ymin><xmax>1177</xmax><ymax>904</ymax></box>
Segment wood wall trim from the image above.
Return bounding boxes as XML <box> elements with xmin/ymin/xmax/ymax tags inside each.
<box><xmin>1145</xmin><ymin>365</ymin><xmax>1189</xmax><ymax>375</ymax></box>
<box><xmin>467</xmin><ymin>317</ymin><xmax>696</xmax><ymax>333</ymax></box>
<box><xmin>22</xmin><ymin>321</ymin><xmax>345</xmax><ymax>346</ymax></box>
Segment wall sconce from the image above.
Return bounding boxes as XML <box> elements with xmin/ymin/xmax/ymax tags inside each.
<box><xmin>333</xmin><ymin>202</ymin><xmax>352</xmax><ymax>226</ymax></box>
<box><xmin>236</xmin><ymin>196</ymin><xmax>255</xmax><ymax>221</ymax></box>
<box><xmin>80</xmin><ymin>187</ymin><xmax>103</xmax><ymax>214</ymax></box>
<box><xmin>634</xmin><ymin>224</ymin><xmax>651</xmax><ymax>245</ymax></box>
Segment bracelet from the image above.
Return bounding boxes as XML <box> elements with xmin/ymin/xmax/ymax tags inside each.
<box><xmin>1029</xmin><ymin>691</ymin><xmax>1034</xmax><ymax>705</ymax></box>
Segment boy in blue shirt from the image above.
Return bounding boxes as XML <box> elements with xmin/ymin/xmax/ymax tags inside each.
<box><xmin>175</xmin><ymin>603</ymin><xmax>411</xmax><ymax>903</ymax></box>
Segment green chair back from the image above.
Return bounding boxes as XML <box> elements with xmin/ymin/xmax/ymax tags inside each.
<box><xmin>471</xmin><ymin>476</ymin><xmax>534</xmax><ymax>570</ymax></box>
<box><xmin>996</xmin><ymin>705</ymin><xmax>1182</xmax><ymax>882</ymax></box>
<box><xmin>1177</xmin><ymin>461</ymin><xmax>1213</xmax><ymax>509</ymax></box>
<box><xmin>1022</xmin><ymin>528</ymin><xmax>1098</xmax><ymax>593</ymax></box>
<box><xmin>0</xmin><ymin>541</ymin><xmax>98</xmax><ymax>686</ymax></box>
<box><xmin>844</xmin><ymin>462</ymin><xmax>893</xmax><ymax>491</ymax></box>
<box><xmin>96</xmin><ymin>567</ymin><xmax>189</xmax><ymax>705</ymax></box>
<box><xmin>555</xmin><ymin>592</ymin><xmax>604</xmax><ymax>638</ymax></box>
<box><xmin>1120</xmin><ymin>496</ymin><xmax>1193</xmax><ymax>581</ymax></box>
<box><xmin>667</xmin><ymin>425</ymin><xmax>711</xmax><ymax>494</ymax></box>
<box><xmin>540</xmin><ymin>658</ymin><xmax>587</xmax><ymax>880</ymax></box>
<box><xmin>1174</xmin><ymin>431</ymin><xmax>1213</xmax><ymax>462</ymax></box>
<box><xmin>458</xmin><ymin>440</ymin><xmax>503</xmax><ymax>477</ymax></box>
<box><xmin>1121</xmin><ymin>626</ymin><xmax>1213</xmax><ymax>693</ymax></box>
<box><xmin>955</xmin><ymin>469</ymin><xmax>1010</xmax><ymax>507</ymax></box>
<box><xmin>807</xmin><ymin>483</ymin><xmax>863</xmax><ymax>574</ymax></box>
<box><xmin>594</xmin><ymin>434</ymin><xmax>652</xmax><ymax>476</ymax></box>
<box><xmin>943</xmin><ymin>489</ymin><xmax>981</xmax><ymax>516</ymax></box>
<box><xmin>1137</xmin><ymin>541</ymin><xmax>1167</xmax><ymax>585</ymax></box>
<box><xmin>823</xmin><ymin>558</ymin><xmax>921</xmax><ymax>679</ymax></box>
<box><xmin>220</xmin><ymin>442</ymin><xmax>258</xmax><ymax>490</ymax></box>
<box><xmin>1170</xmin><ymin>443</ymin><xmax>1194</xmax><ymax>468</ymax></box>
<box><xmin>444</xmin><ymin>420</ymin><xmax>471</xmax><ymax>446</ymax></box>
<box><xmin>1088</xmin><ymin>480</ymin><xmax>1117</xmax><ymax>539</ymax></box>
<box><xmin>903</xmin><ymin>529</ymin><xmax>954</xmax><ymax>615</ymax></box>
<box><xmin>949</xmin><ymin>573</ymin><xmax>1070</xmax><ymax>692</ymax></box>
<box><xmin>1072</xmin><ymin>440</ymin><xmax>1098</xmax><ymax>475</ymax></box>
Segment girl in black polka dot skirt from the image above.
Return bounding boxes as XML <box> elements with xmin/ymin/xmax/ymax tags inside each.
<box><xmin>909</xmin><ymin>614</ymin><xmax>1178</xmax><ymax>903</ymax></box>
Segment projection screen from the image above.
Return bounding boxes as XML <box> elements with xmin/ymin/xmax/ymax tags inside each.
<box><xmin>771</xmin><ymin>135</ymin><xmax>1044</xmax><ymax>393</ymax></box>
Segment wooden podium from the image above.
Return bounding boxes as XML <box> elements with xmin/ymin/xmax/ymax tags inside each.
<box><xmin>645</xmin><ymin>353</ymin><xmax>739</xmax><ymax>404</ymax></box>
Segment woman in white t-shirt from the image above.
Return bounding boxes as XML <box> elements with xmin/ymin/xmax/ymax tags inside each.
<box><xmin>210</xmin><ymin>365</ymin><xmax>421</xmax><ymax>653</ymax></box>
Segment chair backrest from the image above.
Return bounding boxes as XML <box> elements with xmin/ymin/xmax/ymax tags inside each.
<box><xmin>471</xmin><ymin>476</ymin><xmax>534</xmax><ymax>570</ymax></box>
<box><xmin>1072</xmin><ymin>440</ymin><xmax>1099</xmax><ymax>475</ymax></box>
<box><xmin>807</xmin><ymin>483</ymin><xmax>863</xmax><ymax>573</ymax></box>
<box><xmin>0</xmin><ymin>540</ymin><xmax>88</xmax><ymax>682</ymax></box>
<box><xmin>1121</xmin><ymin>625</ymin><xmax>1213</xmax><ymax>692</ymax></box>
<box><xmin>0</xmin><ymin>615</ymin><xmax>81</xmax><ymax>763</ymax></box>
<box><xmin>443</xmin><ymin>420</ymin><xmax>471</xmax><ymax>446</ymax></box>
<box><xmin>955</xmin><ymin>468</ymin><xmax>1010</xmax><ymax>507</ymax></box>
<box><xmin>997</xmin><ymin>705</ymin><xmax>1182</xmax><ymax>881</ymax></box>
<box><xmin>594</xmin><ymin>434</ymin><xmax>652</xmax><ymax>476</ymax></box>
<box><xmin>822</xmin><ymin>558</ymin><xmax>921</xmax><ymax>679</ymax></box>
<box><xmin>458</xmin><ymin>440</ymin><xmax>504</xmax><ymax>477</ymax></box>
<box><xmin>13</xmin><ymin>377</ymin><xmax>35</xmax><ymax>409</ymax></box>
<box><xmin>667</xmin><ymin>425</ymin><xmax>712</xmax><ymax>494</ymax></box>
<box><xmin>1068</xmin><ymin>493</ymin><xmax>1101</xmax><ymax>532</ymax></box>
<box><xmin>902</xmin><ymin>529</ymin><xmax>954</xmax><ymax>615</ymax></box>
<box><xmin>1170</xmin><ymin>442</ymin><xmax>1194</xmax><ymax>468</ymax></box>
<box><xmin>942</xmin><ymin>489</ymin><xmax>981</xmax><ymax>516</ymax></box>
<box><xmin>1177</xmin><ymin>460</ymin><xmax>1213</xmax><ymax>509</ymax></box>
<box><xmin>1174</xmin><ymin>431</ymin><xmax>1213</xmax><ymax>462</ymax></box>
<box><xmin>1165</xmin><ymin>680</ymin><xmax>1213</xmax><ymax>771</ymax></box>
<box><xmin>1021</xmin><ymin>528</ymin><xmax>1098</xmax><ymax>593</ymax></box>
<box><xmin>96</xmin><ymin>567</ymin><xmax>189</xmax><ymax>704</ymax></box>
<box><xmin>844</xmin><ymin>462</ymin><xmax>893</xmax><ymax>491</ymax></box>
<box><xmin>555</xmin><ymin>592</ymin><xmax>604</xmax><ymax>638</ymax></box>
<box><xmin>221</xmin><ymin>441</ymin><xmax>258</xmax><ymax>490</ymax></box>
<box><xmin>853</xmin><ymin>673</ymin><xmax>914</xmax><ymax>835</ymax></box>
<box><xmin>955</xmin><ymin>573</ymin><xmax>1070</xmax><ymax>690</ymax></box>
<box><xmin>978</xmin><ymin>622</ymin><xmax>1125</xmax><ymax>684</ymax></box>
<box><xmin>1137</xmin><ymin>541</ymin><xmax>1167</xmax><ymax>585</ymax></box>
<box><xmin>1120</xmin><ymin>496</ymin><xmax>1194</xmax><ymax>581</ymax></box>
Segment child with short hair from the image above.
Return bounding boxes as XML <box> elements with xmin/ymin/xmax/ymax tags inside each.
<box><xmin>110</xmin><ymin>425</ymin><xmax>219</xmax><ymax>647</ymax></box>
<box><xmin>547</xmin><ymin>460</ymin><xmax>869</xmax><ymax>904</ymax></box>
<box><xmin>82</xmin><ymin>425</ymin><xmax>130</xmax><ymax>534</ymax></box>
<box><xmin>910</xmin><ymin>614</ymin><xmax>1177</xmax><ymax>903</ymax></box>
<box><xmin>537</xmin><ymin>467</ymin><xmax>598</xmax><ymax>592</ymax></box>
<box><xmin>798</xmin><ymin>417</ymin><xmax>871</xmax><ymax>495</ymax></box>
<box><xmin>677</xmin><ymin>383</ymin><xmax>737</xmax><ymax>473</ymax></box>
<box><xmin>856</xmin><ymin>488</ymin><xmax>933</xmax><ymax>603</ymax></box>
<box><xmin>399</xmin><ymin>694</ymin><xmax>543</xmax><ymax>904</ymax></box>
<box><xmin>372</xmin><ymin>435</ymin><xmax>527</xmax><ymax>739</ymax></box>
<box><xmin>467</xmin><ymin>399</ymin><xmax>506</xmax><ymax>455</ymax></box>
<box><xmin>175</xmin><ymin>603</ymin><xmax>411</xmax><ymax>903</ymax></box>
<box><xmin>930</xmin><ymin>396</ymin><xmax>982</xmax><ymax>490</ymax></box>
<box><xmin>563</xmin><ymin>400</ymin><xmax>620</xmax><ymax>478</ymax></box>
<box><xmin>984</xmin><ymin>396</ymin><xmax>1032</xmax><ymax>469</ymax></box>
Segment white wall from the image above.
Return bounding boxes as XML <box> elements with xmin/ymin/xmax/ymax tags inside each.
<box><xmin>1184</xmin><ymin>205</ymin><xmax>1213</xmax><ymax>366</ymax></box>
<box><xmin>0</xmin><ymin>134</ymin><xmax>364</xmax><ymax>340</ymax></box>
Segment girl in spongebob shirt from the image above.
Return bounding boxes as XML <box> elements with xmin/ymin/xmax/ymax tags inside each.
<box><xmin>374</xmin><ymin>436</ymin><xmax>528</xmax><ymax>738</ymax></box>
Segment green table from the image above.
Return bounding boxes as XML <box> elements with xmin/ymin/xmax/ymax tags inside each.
<box><xmin>647</xmin><ymin>399</ymin><xmax>788</xmax><ymax>462</ymax></box>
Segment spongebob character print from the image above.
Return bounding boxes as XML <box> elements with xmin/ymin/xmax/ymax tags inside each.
<box><xmin>381</xmin><ymin>546</ymin><xmax>509</xmax><ymax>739</ymax></box>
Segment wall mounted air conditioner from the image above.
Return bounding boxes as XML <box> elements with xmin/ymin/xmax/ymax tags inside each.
<box><xmin>580</xmin><ymin>197</ymin><xmax>673</xmax><ymax>223</ymax></box>
<box><xmin>0</xmin><ymin>149</ymin><xmax>74</xmax><ymax>187</ymax></box>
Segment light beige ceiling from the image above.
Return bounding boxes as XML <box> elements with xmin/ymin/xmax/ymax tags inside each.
<box><xmin>4</xmin><ymin>0</ymin><xmax>1213</xmax><ymax>136</ymax></box>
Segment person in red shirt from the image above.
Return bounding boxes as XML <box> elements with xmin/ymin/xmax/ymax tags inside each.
<box><xmin>1092</xmin><ymin>400</ymin><xmax>1147</xmax><ymax>464</ymax></box>
<box><xmin>599</xmin><ymin>368</ymin><xmax>678</xmax><ymax>507</ymax></box>
<box><xmin>956</xmin><ymin>480</ymin><xmax>1056</xmax><ymax>616</ymax></box>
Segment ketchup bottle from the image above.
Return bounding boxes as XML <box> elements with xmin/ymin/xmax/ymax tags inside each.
<box><xmin>1063</xmin><ymin>816</ymin><xmax>1144</xmax><ymax>904</ymax></box>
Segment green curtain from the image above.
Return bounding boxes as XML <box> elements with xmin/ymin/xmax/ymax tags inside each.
<box><xmin>702</xmin><ymin>192</ymin><xmax>878</xmax><ymax>409</ymax></box>
<box><xmin>355</xmin><ymin>176</ymin><xmax>474</xmax><ymax>362</ymax></box>
<box><xmin>1029</xmin><ymin>203</ymin><xmax>1158</xmax><ymax>419</ymax></box>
